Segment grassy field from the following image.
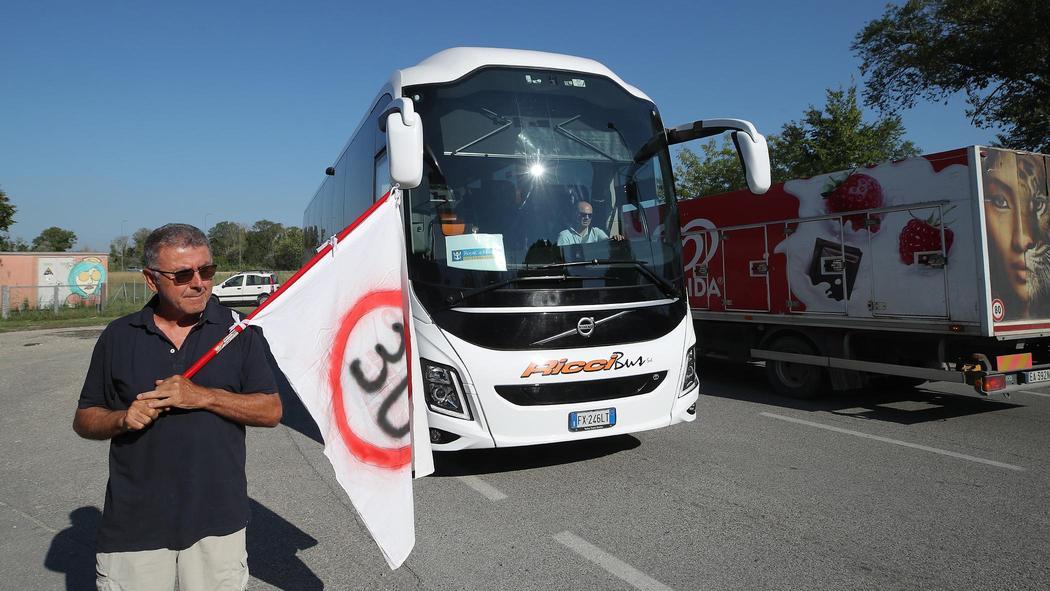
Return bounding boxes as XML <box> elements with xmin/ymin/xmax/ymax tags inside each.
<box><xmin>0</xmin><ymin>269</ymin><xmax>293</xmax><ymax>333</ymax></box>
<box><xmin>0</xmin><ymin>300</ymin><xmax>257</xmax><ymax>333</ymax></box>
<box><xmin>0</xmin><ymin>300</ymin><xmax>144</xmax><ymax>333</ymax></box>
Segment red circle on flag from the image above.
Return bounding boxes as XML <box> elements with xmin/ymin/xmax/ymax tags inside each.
<box><xmin>991</xmin><ymin>298</ymin><xmax>1005</xmax><ymax>322</ymax></box>
<box><xmin>328</xmin><ymin>289</ymin><xmax>412</xmax><ymax>469</ymax></box>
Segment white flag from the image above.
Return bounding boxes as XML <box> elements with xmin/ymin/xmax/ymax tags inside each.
<box><xmin>250</xmin><ymin>191</ymin><xmax>432</xmax><ymax>569</ymax></box>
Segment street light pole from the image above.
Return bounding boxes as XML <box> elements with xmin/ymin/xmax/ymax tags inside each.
<box><xmin>204</xmin><ymin>213</ymin><xmax>212</xmax><ymax>233</ymax></box>
<box><xmin>120</xmin><ymin>219</ymin><xmax>127</xmax><ymax>271</ymax></box>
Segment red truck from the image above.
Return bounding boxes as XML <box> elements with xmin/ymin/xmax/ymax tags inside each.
<box><xmin>678</xmin><ymin>146</ymin><xmax>1050</xmax><ymax>397</ymax></box>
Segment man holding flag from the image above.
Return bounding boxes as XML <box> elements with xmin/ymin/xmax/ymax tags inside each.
<box><xmin>75</xmin><ymin>186</ymin><xmax>432</xmax><ymax>588</ymax></box>
<box><xmin>74</xmin><ymin>223</ymin><xmax>282</xmax><ymax>591</ymax></box>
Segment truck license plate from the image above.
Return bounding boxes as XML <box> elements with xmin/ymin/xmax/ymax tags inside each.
<box><xmin>1024</xmin><ymin>369</ymin><xmax>1050</xmax><ymax>384</ymax></box>
<box><xmin>569</xmin><ymin>408</ymin><xmax>616</xmax><ymax>432</ymax></box>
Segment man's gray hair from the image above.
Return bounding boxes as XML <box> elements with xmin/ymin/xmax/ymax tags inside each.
<box><xmin>143</xmin><ymin>224</ymin><xmax>211</xmax><ymax>268</ymax></box>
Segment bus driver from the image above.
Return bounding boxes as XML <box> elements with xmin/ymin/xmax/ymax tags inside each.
<box><xmin>556</xmin><ymin>200</ymin><xmax>624</xmax><ymax>246</ymax></box>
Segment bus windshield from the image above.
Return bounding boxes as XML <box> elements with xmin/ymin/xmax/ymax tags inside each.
<box><xmin>403</xmin><ymin>67</ymin><xmax>681</xmax><ymax>308</ymax></box>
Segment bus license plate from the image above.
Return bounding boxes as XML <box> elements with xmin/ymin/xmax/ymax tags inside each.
<box><xmin>1025</xmin><ymin>369</ymin><xmax>1050</xmax><ymax>384</ymax></box>
<box><xmin>569</xmin><ymin>408</ymin><xmax>616</xmax><ymax>432</ymax></box>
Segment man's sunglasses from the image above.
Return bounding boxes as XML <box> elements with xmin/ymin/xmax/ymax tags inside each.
<box><xmin>577</xmin><ymin>212</ymin><xmax>593</xmax><ymax>218</ymax></box>
<box><xmin>148</xmin><ymin>264</ymin><xmax>218</xmax><ymax>285</ymax></box>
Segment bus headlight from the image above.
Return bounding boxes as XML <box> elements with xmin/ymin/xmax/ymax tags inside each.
<box><xmin>422</xmin><ymin>359</ymin><xmax>472</xmax><ymax>420</ymax></box>
<box><xmin>680</xmin><ymin>345</ymin><xmax>698</xmax><ymax>396</ymax></box>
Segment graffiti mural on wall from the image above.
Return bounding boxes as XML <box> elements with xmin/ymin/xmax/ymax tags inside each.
<box><xmin>68</xmin><ymin>257</ymin><xmax>107</xmax><ymax>304</ymax></box>
<box><xmin>35</xmin><ymin>256</ymin><xmax>108</xmax><ymax>308</ymax></box>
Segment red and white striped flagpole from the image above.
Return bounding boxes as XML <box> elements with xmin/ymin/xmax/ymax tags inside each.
<box><xmin>183</xmin><ymin>189</ymin><xmax>395</xmax><ymax>379</ymax></box>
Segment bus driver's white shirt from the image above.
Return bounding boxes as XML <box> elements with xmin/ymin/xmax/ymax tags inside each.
<box><xmin>556</xmin><ymin>226</ymin><xmax>609</xmax><ymax>246</ymax></box>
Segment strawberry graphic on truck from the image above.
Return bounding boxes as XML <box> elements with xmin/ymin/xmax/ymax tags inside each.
<box><xmin>678</xmin><ymin>146</ymin><xmax>1050</xmax><ymax>399</ymax></box>
<box><xmin>898</xmin><ymin>210</ymin><xmax>955</xmax><ymax>265</ymax></box>
<box><xmin>822</xmin><ymin>172</ymin><xmax>884</xmax><ymax>232</ymax></box>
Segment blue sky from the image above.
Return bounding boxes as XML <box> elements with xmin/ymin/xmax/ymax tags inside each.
<box><xmin>1</xmin><ymin>0</ymin><xmax>997</xmax><ymax>252</ymax></box>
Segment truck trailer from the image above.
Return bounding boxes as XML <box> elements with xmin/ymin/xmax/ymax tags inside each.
<box><xmin>678</xmin><ymin>146</ymin><xmax>1050</xmax><ymax>397</ymax></box>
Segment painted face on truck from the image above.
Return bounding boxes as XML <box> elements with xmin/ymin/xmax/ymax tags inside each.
<box><xmin>1026</xmin><ymin>154</ymin><xmax>1050</xmax><ymax>314</ymax></box>
<box><xmin>983</xmin><ymin>150</ymin><xmax>1046</xmax><ymax>315</ymax></box>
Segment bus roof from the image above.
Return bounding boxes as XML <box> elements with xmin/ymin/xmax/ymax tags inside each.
<box><xmin>312</xmin><ymin>47</ymin><xmax>655</xmax><ymax>205</ymax></box>
<box><xmin>390</xmin><ymin>47</ymin><xmax>651</xmax><ymax>102</ymax></box>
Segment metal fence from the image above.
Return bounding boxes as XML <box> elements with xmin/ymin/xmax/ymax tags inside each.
<box><xmin>1</xmin><ymin>283</ymin><xmax>108</xmax><ymax>319</ymax></box>
<box><xmin>106</xmin><ymin>282</ymin><xmax>153</xmax><ymax>305</ymax></box>
<box><xmin>0</xmin><ymin>282</ymin><xmax>161</xmax><ymax>320</ymax></box>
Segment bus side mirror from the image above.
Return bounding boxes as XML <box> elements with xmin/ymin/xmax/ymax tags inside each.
<box><xmin>664</xmin><ymin>118</ymin><xmax>772</xmax><ymax>195</ymax></box>
<box><xmin>731</xmin><ymin>130</ymin><xmax>771</xmax><ymax>195</ymax></box>
<box><xmin>381</xmin><ymin>98</ymin><xmax>424</xmax><ymax>189</ymax></box>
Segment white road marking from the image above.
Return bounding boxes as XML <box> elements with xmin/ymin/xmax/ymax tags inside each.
<box><xmin>760</xmin><ymin>412</ymin><xmax>1024</xmax><ymax>472</ymax></box>
<box><xmin>1016</xmin><ymin>390</ymin><xmax>1050</xmax><ymax>398</ymax></box>
<box><xmin>457</xmin><ymin>475</ymin><xmax>507</xmax><ymax>501</ymax></box>
<box><xmin>554</xmin><ymin>531</ymin><xmax>676</xmax><ymax>591</ymax></box>
<box><xmin>0</xmin><ymin>500</ymin><xmax>57</xmax><ymax>533</ymax></box>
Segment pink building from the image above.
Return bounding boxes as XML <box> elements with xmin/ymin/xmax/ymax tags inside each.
<box><xmin>0</xmin><ymin>252</ymin><xmax>109</xmax><ymax>310</ymax></box>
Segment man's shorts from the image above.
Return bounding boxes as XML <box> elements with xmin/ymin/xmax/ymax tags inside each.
<box><xmin>95</xmin><ymin>528</ymin><xmax>248</xmax><ymax>591</ymax></box>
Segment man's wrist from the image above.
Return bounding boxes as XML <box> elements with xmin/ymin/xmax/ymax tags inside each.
<box><xmin>199</xmin><ymin>386</ymin><xmax>219</xmax><ymax>411</ymax></box>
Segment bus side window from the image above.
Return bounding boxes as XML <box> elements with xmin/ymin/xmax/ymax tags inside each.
<box><xmin>374</xmin><ymin>150</ymin><xmax>391</xmax><ymax>201</ymax></box>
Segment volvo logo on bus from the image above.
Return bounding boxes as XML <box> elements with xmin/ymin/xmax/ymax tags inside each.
<box><xmin>577</xmin><ymin>316</ymin><xmax>595</xmax><ymax>338</ymax></box>
<box><xmin>531</xmin><ymin>310</ymin><xmax>632</xmax><ymax>346</ymax></box>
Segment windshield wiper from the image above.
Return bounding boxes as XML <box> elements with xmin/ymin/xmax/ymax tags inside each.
<box><xmin>527</xmin><ymin>259</ymin><xmax>678</xmax><ymax>298</ymax></box>
<box><xmin>554</xmin><ymin>115</ymin><xmax>616</xmax><ymax>161</ymax></box>
<box><xmin>443</xmin><ymin>274</ymin><xmax>569</xmax><ymax>309</ymax></box>
<box><xmin>451</xmin><ymin>107</ymin><xmax>513</xmax><ymax>155</ymax></box>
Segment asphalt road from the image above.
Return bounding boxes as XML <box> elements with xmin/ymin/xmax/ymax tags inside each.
<box><xmin>1</xmin><ymin>327</ymin><xmax>1048</xmax><ymax>590</ymax></box>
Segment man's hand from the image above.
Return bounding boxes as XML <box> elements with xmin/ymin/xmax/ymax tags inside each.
<box><xmin>122</xmin><ymin>399</ymin><xmax>160</xmax><ymax>431</ymax></box>
<box><xmin>610</xmin><ymin>234</ymin><xmax>625</xmax><ymax>241</ymax></box>
<box><xmin>138</xmin><ymin>375</ymin><xmax>215</xmax><ymax>411</ymax></box>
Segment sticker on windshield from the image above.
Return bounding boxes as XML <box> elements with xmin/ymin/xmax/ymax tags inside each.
<box><xmin>446</xmin><ymin>234</ymin><xmax>507</xmax><ymax>272</ymax></box>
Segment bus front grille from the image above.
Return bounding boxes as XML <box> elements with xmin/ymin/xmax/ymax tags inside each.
<box><xmin>494</xmin><ymin>371</ymin><xmax>668</xmax><ymax>406</ymax></box>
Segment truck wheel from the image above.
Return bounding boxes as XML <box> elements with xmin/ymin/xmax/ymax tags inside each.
<box><xmin>256</xmin><ymin>293</ymin><xmax>269</xmax><ymax>306</ymax></box>
<box><xmin>765</xmin><ymin>335</ymin><xmax>826</xmax><ymax>399</ymax></box>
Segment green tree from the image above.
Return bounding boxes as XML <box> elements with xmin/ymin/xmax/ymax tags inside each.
<box><xmin>32</xmin><ymin>226</ymin><xmax>77</xmax><ymax>252</ymax></box>
<box><xmin>674</xmin><ymin>85</ymin><xmax>920</xmax><ymax>198</ymax></box>
<box><xmin>130</xmin><ymin>227</ymin><xmax>151</xmax><ymax>266</ymax></box>
<box><xmin>208</xmin><ymin>221</ymin><xmax>246</xmax><ymax>270</ymax></box>
<box><xmin>854</xmin><ymin>0</ymin><xmax>1050</xmax><ymax>152</ymax></box>
<box><xmin>3</xmin><ymin>235</ymin><xmax>29</xmax><ymax>251</ymax></box>
<box><xmin>0</xmin><ymin>187</ymin><xmax>14</xmax><ymax>234</ymax></box>
<box><xmin>244</xmin><ymin>220</ymin><xmax>284</xmax><ymax>269</ymax></box>
<box><xmin>673</xmin><ymin>139</ymin><xmax>747</xmax><ymax>200</ymax></box>
<box><xmin>272</xmin><ymin>226</ymin><xmax>304</xmax><ymax>270</ymax></box>
<box><xmin>109</xmin><ymin>236</ymin><xmax>131</xmax><ymax>270</ymax></box>
<box><xmin>770</xmin><ymin>85</ymin><xmax>919</xmax><ymax>181</ymax></box>
<box><xmin>0</xmin><ymin>187</ymin><xmax>16</xmax><ymax>250</ymax></box>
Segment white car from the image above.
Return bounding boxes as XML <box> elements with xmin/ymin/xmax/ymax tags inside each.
<box><xmin>212</xmin><ymin>271</ymin><xmax>279</xmax><ymax>306</ymax></box>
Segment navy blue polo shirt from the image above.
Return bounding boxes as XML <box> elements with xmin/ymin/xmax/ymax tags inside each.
<box><xmin>78</xmin><ymin>296</ymin><xmax>277</xmax><ymax>553</ymax></box>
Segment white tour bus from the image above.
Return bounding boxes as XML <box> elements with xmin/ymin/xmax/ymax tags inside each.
<box><xmin>303</xmin><ymin>47</ymin><xmax>770</xmax><ymax>450</ymax></box>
